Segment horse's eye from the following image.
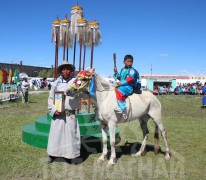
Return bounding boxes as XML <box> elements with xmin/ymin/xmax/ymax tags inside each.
<box><xmin>77</xmin><ymin>80</ymin><xmax>81</xmax><ymax>85</ymax></box>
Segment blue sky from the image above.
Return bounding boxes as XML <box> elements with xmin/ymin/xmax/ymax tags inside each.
<box><xmin>0</xmin><ymin>0</ymin><xmax>205</xmax><ymax>77</ymax></box>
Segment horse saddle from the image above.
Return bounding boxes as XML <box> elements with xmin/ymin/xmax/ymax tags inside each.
<box><xmin>133</xmin><ymin>89</ymin><xmax>142</xmax><ymax>94</ymax></box>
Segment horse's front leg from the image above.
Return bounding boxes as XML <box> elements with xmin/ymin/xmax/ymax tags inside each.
<box><xmin>108</xmin><ymin>122</ymin><xmax>117</xmax><ymax>165</ymax></box>
<box><xmin>98</xmin><ymin>122</ymin><xmax>108</xmax><ymax>162</ymax></box>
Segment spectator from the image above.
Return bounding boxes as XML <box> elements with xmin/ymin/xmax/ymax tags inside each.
<box><xmin>21</xmin><ymin>77</ymin><xmax>30</xmax><ymax>103</ymax></box>
<box><xmin>189</xmin><ymin>85</ymin><xmax>195</xmax><ymax>95</ymax></box>
<box><xmin>197</xmin><ymin>84</ymin><xmax>202</xmax><ymax>95</ymax></box>
<box><xmin>179</xmin><ymin>86</ymin><xmax>183</xmax><ymax>94</ymax></box>
<box><xmin>202</xmin><ymin>82</ymin><xmax>206</xmax><ymax>108</ymax></box>
<box><xmin>153</xmin><ymin>85</ymin><xmax>159</xmax><ymax>95</ymax></box>
<box><xmin>47</xmin><ymin>81</ymin><xmax>51</xmax><ymax>90</ymax></box>
<box><xmin>174</xmin><ymin>86</ymin><xmax>180</xmax><ymax>95</ymax></box>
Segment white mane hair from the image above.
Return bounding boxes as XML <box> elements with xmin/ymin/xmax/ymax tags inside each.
<box><xmin>94</xmin><ymin>73</ymin><xmax>114</xmax><ymax>91</ymax></box>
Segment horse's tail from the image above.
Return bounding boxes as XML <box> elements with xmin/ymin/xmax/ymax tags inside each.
<box><xmin>154</xmin><ymin>124</ymin><xmax>160</xmax><ymax>154</ymax></box>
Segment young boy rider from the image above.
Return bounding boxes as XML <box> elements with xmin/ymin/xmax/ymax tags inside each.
<box><xmin>113</xmin><ymin>54</ymin><xmax>138</xmax><ymax>119</ymax></box>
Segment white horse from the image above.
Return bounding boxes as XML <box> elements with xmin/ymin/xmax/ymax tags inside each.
<box><xmin>70</xmin><ymin>70</ymin><xmax>171</xmax><ymax>164</ymax></box>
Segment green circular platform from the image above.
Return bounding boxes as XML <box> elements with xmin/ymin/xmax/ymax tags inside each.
<box><xmin>22</xmin><ymin>111</ymin><xmax>120</xmax><ymax>151</ymax></box>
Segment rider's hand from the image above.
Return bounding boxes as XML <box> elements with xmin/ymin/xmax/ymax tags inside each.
<box><xmin>117</xmin><ymin>82</ymin><xmax>121</xmax><ymax>86</ymax></box>
<box><xmin>114</xmin><ymin>67</ymin><xmax>118</xmax><ymax>73</ymax></box>
<box><xmin>114</xmin><ymin>81</ymin><xmax>121</xmax><ymax>88</ymax></box>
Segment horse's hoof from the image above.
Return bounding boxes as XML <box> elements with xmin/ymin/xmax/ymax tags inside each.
<box><xmin>133</xmin><ymin>151</ymin><xmax>142</xmax><ymax>157</ymax></box>
<box><xmin>97</xmin><ymin>155</ymin><xmax>107</xmax><ymax>162</ymax></box>
<box><xmin>97</xmin><ymin>159</ymin><xmax>104</xmax><ymax>163</ymax></box>
<box><xmin>165</xmin><ymin>154</ymin><xmax>171</xmax><ymax>160</ymax></box>
<box><xmin>108</xmin><ymin>158</ymin><xmax>116</xmax><ymax>165</ymax></box>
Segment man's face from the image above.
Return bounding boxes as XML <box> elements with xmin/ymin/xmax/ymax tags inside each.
<box><xmin>124</xmin><ymin>58</ymin><xmax>133</xmax><ymax>68</ymax></box>
<box><xmin>61</xmin><ymin>66</ymin><xmax>71</xmax><ymax>79</ymax></box>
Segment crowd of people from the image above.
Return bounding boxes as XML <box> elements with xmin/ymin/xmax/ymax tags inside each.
<box><xmin>30</xmin><ymin>78</ymin><xmax>52</xmax><ymax>90</ymax></box>
<box><xmin>152</xmin><ymin>83</ymin><xmax>205</xmax><ymax>95</ymax></box>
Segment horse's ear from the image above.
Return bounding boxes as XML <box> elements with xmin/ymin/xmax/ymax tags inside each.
<box><xmin>91</xmin><ymin>68</ymin><xmax>95</xmax><ymax>73</ymax></box>
<box><xmin>86</xmin><ymin>66</ymin><xmax>91</xmax><ymax>71</ymax></box>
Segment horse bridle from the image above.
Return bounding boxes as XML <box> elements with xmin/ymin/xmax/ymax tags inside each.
<box><xmin>70</xmin><ymin>71</ymin><xmax>92</xmax><ymax>91</ymax></box>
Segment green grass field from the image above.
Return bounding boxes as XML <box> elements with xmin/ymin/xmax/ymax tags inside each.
<box><xmin>0</xmin><ymin>92</ymin><xmax>205</xmax><ymax>179</ymax></box>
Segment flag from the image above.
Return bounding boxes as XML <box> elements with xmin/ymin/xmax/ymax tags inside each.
<box><xmin>13</xmin><ymin>70</ymin><xmax>17</xmax><ymax>83</ymax></box>
<box><xmin>16</xmin><ymin>71</ymin><xmax>20</xmax><ymax>83</ymax></box>
<box><xmin>13</xmin><ymin>70</ymin><xmax>20</xmax><ymax>83</ymax></box>
<box><xmin>0</xmin><ymin>70</ymin><xmax>3</xmax><ymax>83</ymax></box>
<box><xmin>2</xmin><ymin>68</ymin><xmax>9</xmax><ymax>83</ymax></box>
<box><xmin>8</xmin><ymin>69</ymin><xmax>13</xmax><ymax>83</ymax></box>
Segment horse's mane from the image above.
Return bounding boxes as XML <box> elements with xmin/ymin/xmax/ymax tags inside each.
<box><xmin>94</xmin><ymin>73</ymin><xmax>114</xmax><ymax>91</ymax></box>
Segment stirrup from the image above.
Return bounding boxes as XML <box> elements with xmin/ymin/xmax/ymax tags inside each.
<box><xmin>122</xmin><ymin>113</ymin><xmax>127</xmax><ymax>120</ymax></box>
<box><xmin>114</xmin><ymin>106</ymin><xmax>123</xmax><ymax>113</ymax></box>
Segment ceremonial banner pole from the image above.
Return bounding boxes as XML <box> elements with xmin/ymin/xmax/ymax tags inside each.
<box><xmin>71</xmin><ymin>4</ymin><xmax>83</xmax><ymax>67</ymax></box>
<box><xmin>83</xmin><ymin>44</ymin><xmax>86</xmax><ymax>70</ymax></box>
<box><xmin>79</xmin><ymin>39</ymin><xmax>82</xmax><ymax>71</ymax></box>
<box><xmin>83</xmin><ymin>23</ymin><xmax>89</xmax><ymax>70</ymax></box>
<box><xmin>52</xmin><ymin>17</ymin><xmax>60</xmax><ymax>79</ymax></box>
<box><xmin>88</xmin><ymin>20</ymin><xmax>101</xmax><ymax>68</ymax></box>
<box><xmin>66</xmin><ymin>45</ymin><xmax>69</xmax><ymax>61</ymax></box>
<box><xmin>60</xmin><ymin>15</ymin><xmax>72</xmax><ymax>62</ymax></box>
<box><xmin>54</xmin><ymin>30</ymin><xmax>59</xmax><ymax>79</ymax></box>
<box><xmin>90</xmin><ymin>41</ymin><xmax>94</xmax><ymax>68</ymax></box>
<box><xmin>73</xmin><ymin>34</ymin><xmax>77</xmax><ymax>66</ymax></box>
<box><xmin>63</xmin><ymin>34</ymin><xmax>66</xmax><ymax>60</ymax></box>
<box><xmin>77</xmin><ymin>18</ymin><xmax>87</xmax><ymax>72</ymax></box>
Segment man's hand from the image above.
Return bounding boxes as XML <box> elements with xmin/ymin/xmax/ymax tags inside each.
<box><xmin>55</xmin><ymin>111</ymin><xmax>62</xmax><ymax>116</ymax></box>
<box><xmin>114</xmin><ymin>67</ymin><xmax>118</xmax><ymax>73</ymax></box>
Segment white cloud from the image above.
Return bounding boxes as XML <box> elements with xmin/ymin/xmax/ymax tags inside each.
<box><xmin>159</xmin><ymin>53</ymin><xmax>169</xmax><ymax>57</ymax></box>
<box><xmin>178</xmin><ymin>69</ymin><xmax>206</xmax><ymax>76</ymax></box>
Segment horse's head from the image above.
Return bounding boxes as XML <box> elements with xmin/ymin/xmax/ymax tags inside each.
<box><xmin>70</xmin><ymin>69</ymin><xmax>94</xmax><ymax>93</ymax></box>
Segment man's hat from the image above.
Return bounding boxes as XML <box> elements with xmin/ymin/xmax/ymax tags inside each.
<box><xmin>58</xmin><ymin>60</ymin><xmax>75</xmax><ymax>73</ymax></box>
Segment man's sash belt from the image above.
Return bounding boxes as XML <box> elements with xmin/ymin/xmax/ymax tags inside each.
<box><xmin>65</xmin><ymin>110</ymin><xmax>75</xmax><ymax>116</ymax></box>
